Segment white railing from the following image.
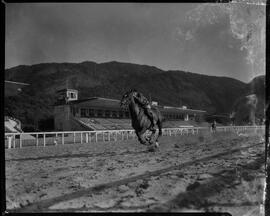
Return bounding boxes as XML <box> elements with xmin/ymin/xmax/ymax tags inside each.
<box><xmin>4</xmin><ymin>126</ymin><xmax>265</xmax><ymax>149</ymax></box>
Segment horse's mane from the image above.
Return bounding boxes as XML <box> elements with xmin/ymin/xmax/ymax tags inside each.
<box><xmin>128</xmin><ymin>93</ymin><xmax>150</xmax><ymax>126</ymax></box>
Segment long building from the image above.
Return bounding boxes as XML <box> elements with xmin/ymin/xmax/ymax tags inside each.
<box><xmin>54</xmin><ymin>89</ymin><xmax>206</xmax><ymax>131</ymax></box>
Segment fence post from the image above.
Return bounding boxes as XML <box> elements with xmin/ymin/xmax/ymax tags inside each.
<box><xmin>62</xmin><ymin>133</ymin><xmax>64</xmax><ymax>145</ymax></box>
<box><xmin>43</xmin><ymin>134</ymin><xmax>46</xmax><ymax>147</ymax></box>
<box><xmin>13</xmin><ymin>134</ymin><xmax>16</xmax><ymax>148</ymax></box>
<box><xmin>80</xmin><ymin>132</ymin><xmax>83</xmax><ymax>144</ymax></box>
<box><xmin>55</xmin><ymin>133</ymin><xmax>58</xmax><ymax>145</ymax></box>
<box><xmin>86</xmin><ymin>132</ymin><xmax>88</xmax><ymax>143</ymax></box>
<box><xmin>7</xmin><ymin>136</ymin><xmax>11</xmax><ymax>149</ymax></box>
<box><xmin>18</xmin><ymin>134</ymin><xmax>22</xmax><ymax>148</ymax></box>
<box><xmin>73</xmin><ymin>132</ymin><xmax>76</xmax><ymax>144</ymax></box>
<box><xmin>95</xmin><ymin>132</ymin><xmax>98</xmax><ymax>142</ymax></box>
<box><xmin>102</xmin><ymin>132</ymin><xmax>105</xmax><ymax>142</ymax></box>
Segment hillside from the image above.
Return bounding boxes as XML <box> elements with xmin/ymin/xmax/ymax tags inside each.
<box><xmin>4</xmin><ymin>61</ymin><xmax>264</xmax><ymax>131</ymax></box>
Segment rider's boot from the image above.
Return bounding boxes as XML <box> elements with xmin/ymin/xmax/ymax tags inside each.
<box><xmin>149</xmin><ymin>117</ymin><xmax>156</xmax><ymax>131</ymax></box>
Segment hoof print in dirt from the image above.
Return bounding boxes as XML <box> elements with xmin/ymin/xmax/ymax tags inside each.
<box><xmin>174</xmin><ymin>143</ymin><xmax>180</xmax><ymax>148</ymax></box>
<box><xmin>118</xmin><ymin>185</ymin><xmax>129</xmax><ymax>193</ymax></box>
<box><xmin>107</xmin><ymin>166</ymin><xmax>116</xmax><ymax>171</ymax></box>
<box><xmin>135</xmin><ymin>179</ymin><xmax>149</xmax><ymax>196</ymax></box>
<box><xmin>148</xmin><ymin>146</ymin><xmax>156</xmax><ymax>152</ymax></box>
<box><xmin>242</xmin><ymin>171</ymin><xmax>255</xmax><ymax>181</ymax></box>
<box><xmin>140</xmin><ymin>180</ymin><xmax>150</xmax><ymax>189</ymax></box>
<box><xmin>135</xmin><ymin>187</ymin><xmax>144</xmax><ymax>197</ymax></box>
<box><xmin>176</xmin><ymin>173</ymin><xmax>184</xmax><ymax>178</ymax></box>
<box><xmin>197</xmin><ymin>173</ymin><xmax>213</xmax><ymax>180</ymax></box>
<box><xmin>186</xmin><ymin>181</ymin><xmax>201</xmax><ymax>191</ymax></box>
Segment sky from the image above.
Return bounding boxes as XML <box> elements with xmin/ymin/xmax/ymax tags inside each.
<box><xmin>5</xmin><ymin>3</ymin><xmax>265</xmax><ymax>83</ymax></box>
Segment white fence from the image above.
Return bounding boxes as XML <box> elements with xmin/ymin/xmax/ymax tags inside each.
<box><xmin>4</xmin><ymin>126</ymin><xmax>265</xmax><ymax>149</ymax></box>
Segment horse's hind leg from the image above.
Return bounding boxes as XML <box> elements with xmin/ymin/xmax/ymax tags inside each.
<box><xmin>149</xmin><ymin>128</ymin><xmax>161</xmax><ymax>150</ymax></box>
<box><xmin>149</xmin><ymin>128</ymin><xmax>156</xmax><ymax>143</ymax></box>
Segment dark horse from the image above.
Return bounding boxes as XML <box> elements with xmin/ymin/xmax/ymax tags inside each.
<box><xmin>120</xmin><ymin>89</ymin><xmax>163</xmax><ymax>148</ymax></box>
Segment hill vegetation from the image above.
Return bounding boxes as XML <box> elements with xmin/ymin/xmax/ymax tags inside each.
<box><xmin>5</xmin><ymin>61</ymin><xmax>265</xmax><ymax>131</ymax></box>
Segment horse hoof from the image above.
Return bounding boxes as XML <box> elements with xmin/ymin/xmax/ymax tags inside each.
<box><xmin>140</xmin><ymin>140</ymin><xmax>147</xmax><ymax>145</ymax></box>
<box><xmin>148</xmin><ymin>146</ymin><xmax>155</xmax><ymax>152</ymax></box>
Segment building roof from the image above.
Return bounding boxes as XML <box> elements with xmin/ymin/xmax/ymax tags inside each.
<box><xmin>57</xmin><ymin>88</ymin><xmax>78</xmax><ymax>93</ymax></box>
<box><xmin>67</xmin><ymin>97</ymin><xmax>121</xmax><ymax>109</ymax></box>
<box><xmin>5</xmin><ymin>80</ymin><xmax>30</xmax><ymax>97</ymax></box>
<box><xmin>55</xmin><ymin>96</ymin><xmax>206</xmax><ymax>114</ymax></box>
<box><xmin>157</xmin><ymin>106</ymin><xmax>206</xmax><ymax>114</ymax></box>
<box><xmin>5</xmin><ymin>80</ymin><xmax>29</xmax><ymax>85</ymax></box>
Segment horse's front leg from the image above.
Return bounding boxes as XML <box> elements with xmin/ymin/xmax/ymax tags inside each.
<box><xmin>151</xmin><ymin>129</ymin><xmax>160</xmax><ymax>149</ymax></box>
<box><xmin>136</xmin><ymin>131</ymin><xmax>147</xmax><ymax>145</ymax></box>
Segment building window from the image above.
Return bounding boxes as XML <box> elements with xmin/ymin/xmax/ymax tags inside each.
<box><xmin>89</xmin><ymin>109</ymin><xmax>94</xmax><ymax>117</ymax></box>
<box><xmin>81</xmin><ymin>108</ymin><xmax>87</xmax><ymax>117</ymax></box>
<box><xmin>105</xmin><ymin>110</ymin><xmax>110</xmax><ymax>118</ymax></box>
<box><xmin>119</xmin><ymin>111</ymin><xmax>123</xmax><ymax>118</ymax></box>
<box><xmin>112</xmin><ymin>111</ymin><xmax>117</xmax><ymax>118</ymax></box>
<box><xmin>97</xmin><ymin>110</ymin><xmax>103</xmax><ymax>117</ymax></box>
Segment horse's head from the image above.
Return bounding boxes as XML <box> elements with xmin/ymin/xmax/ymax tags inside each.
<box><xmin>120</xmin><ymin>89</ymin><xmax>138</xmax><ymax>108</ymax></box>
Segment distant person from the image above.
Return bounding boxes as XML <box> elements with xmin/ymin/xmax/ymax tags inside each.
<box><xmin>211</xmin><ymin>120</ymin><xmax>217</xmax><ymax>133</ymax></box>
<box><xmin>133</xmin><ymin>91</ymin><xmax>155</xmax><ymax>130</ymax></box>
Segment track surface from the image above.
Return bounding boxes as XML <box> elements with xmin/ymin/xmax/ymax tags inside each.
<box><xmin>5</xmin><ymin>130</ymin><xmax>265</xmax><ymax>214</ymax></box>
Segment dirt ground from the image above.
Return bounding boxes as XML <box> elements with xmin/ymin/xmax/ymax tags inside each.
<box><xmin>5</xmin><ymin>129</ymin><xmax>266</xmax><ymax>215</ymax></box>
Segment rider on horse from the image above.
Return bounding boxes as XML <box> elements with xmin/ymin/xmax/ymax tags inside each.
<box><xmin>133</xmin><ymin>91</ymin><xmax>156</xmax><ymax>130</ymax></box>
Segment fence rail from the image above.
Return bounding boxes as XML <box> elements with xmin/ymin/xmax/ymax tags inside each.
<box><xmin>4</xmin><ymin>125</ymin><xmax>265</xmax><ymax>149</ymax></box>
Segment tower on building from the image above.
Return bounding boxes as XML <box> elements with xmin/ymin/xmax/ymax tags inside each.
<box><xmin>56</xmin><ymin>88</ymin><xmax>78</xmax><ymax>104</ymax></box>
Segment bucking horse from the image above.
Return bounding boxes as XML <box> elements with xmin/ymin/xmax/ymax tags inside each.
<box><xmin>120</xmin><ymin>89</ymin><xmax>163</xmax><ymax>150</ymax></box>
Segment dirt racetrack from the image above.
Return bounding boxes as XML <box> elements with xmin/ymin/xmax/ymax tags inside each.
<box><xmin>5</xmin><ymin>129</ymin><xmax>265</xmax><ymax>215</ymax></box>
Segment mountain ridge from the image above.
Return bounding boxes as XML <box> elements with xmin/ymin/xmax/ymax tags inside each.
<box><xmin>5</xmin><ymin>61</ymin><xmax>265</xmax><ymax>131</ymax></box>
